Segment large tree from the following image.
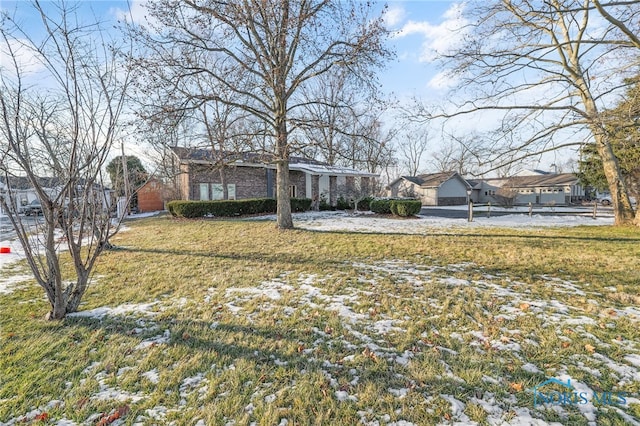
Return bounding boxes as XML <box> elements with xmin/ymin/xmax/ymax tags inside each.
<box><xmin>126</xmin><ymin>0</ymin><xmax>390</xmax><ymax>229</ymax></box>
<box><xmin>578</xmin><ymin>75</ymin><xmax>640</xmax><ymax>195</ymax></box>
<box><xmin>420</xmin><ymin>0</ymin><xmax>640</xmax><ymax>225</ymax></box>
<box><xmin>0</xmin><ymin>1</ymin><xmax>130</xmax><ymax>319</ymax></box>
<box><xmin>107</xmin><ymin>155</ymin><xmax>149</xmax><ymax>197</ymax></box>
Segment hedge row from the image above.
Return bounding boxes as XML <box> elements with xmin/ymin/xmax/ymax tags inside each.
<box><xmin>370</xmin><ymin>199</ymin><xmax>422</xmax><ymax>217</ymax></box>
<box><xmin>167</xmin><ymin>198</ymin><xmax>312</xmax><ymax>218</ymax></box>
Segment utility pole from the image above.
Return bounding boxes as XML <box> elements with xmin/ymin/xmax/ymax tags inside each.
<box><xmin>121</xmin><ymin>142</ymin><xmax>130</xmax><ymax>215</ymax></box>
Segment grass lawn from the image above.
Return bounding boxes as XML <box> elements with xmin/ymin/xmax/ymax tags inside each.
<box><xmin>1</xmin><ymin>215</ymin><xmax>639</xmax><ymax>425</ymax></box>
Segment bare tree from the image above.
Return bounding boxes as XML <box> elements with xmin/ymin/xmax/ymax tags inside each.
<box><xmin>398</xmin><ymin>127</ymin><xmax>429</xmax><ymax>176</ymax></box>
<box><xmin>126</xmin><ymin>0</ymin><xmax>390</xmax><ymax>229</ymax></box>
<box><xmin>420</xmin><ymin>0</ymin><xmax>639</xmax><ymax>225</ymax></box>
<box><xmin>431</xmin><ymin>134</ymin><xmax>481</xmax><ymax>176</ymax></box>
<box><xmin>0</xmin><ymin>2</ymin><xmax>130</xmax><ymax>319</ymax></box>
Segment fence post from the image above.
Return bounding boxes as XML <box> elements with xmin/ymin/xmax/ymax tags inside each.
<box><xmin>528</xmin><ymin>202</ymin><xmax>533</xmax><ymax>217</ymax></box>
<box><xmin>487</xmin><ymin>201</ymin><xmax>491</xmax><ymax>218</ymax></box>
<box><xmin>593</xmin><ymin>201</ymin><xmax>597</xmax><ymax>219</ymax></box>
<box><xmin>468</xmin><ymin>200</ymin><xmax>474</xmax><ymax>222</ymax></box>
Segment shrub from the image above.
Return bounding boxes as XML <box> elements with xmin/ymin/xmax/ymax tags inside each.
<box><xmin>356</xmin><ymin>196</ymin><xmax>374</xmax><ymax>211</ymax></box>
<box><xmin>167</xmin><ymin>200</ymin><xmax>178</xmax><ymax>217</ymax></box>
<box><xmin>336</xmin><ymin>196</ymin><xmax>351</xmax><ymax>210</ymax></box>
<box><xmin>166</xmin><ymin>197</ymin><xmax>311</xmax><ymax>218</ymax></box>
<box><xmin>319</xmin><ymin>197</ymin><xmax>333</xmax><ymax>211</ymax></box>
<box><xmin>370</xmin><ymin>198</ymin><xmax>422</xmax><ymax>217</ymax></box>
<box><xmin>370</xmin><ymin>199</ymin><xmax>392</xmax><ymax>214</ymax></box>
<box><xmin>290</xmin><ymin>197</ymin><xmax>312</xmax><ymax>212</ymax></box>
<box><xmin>390</xmin><ymin>199</ymin><xmax>422</xmax><ymax>217</ymax></box>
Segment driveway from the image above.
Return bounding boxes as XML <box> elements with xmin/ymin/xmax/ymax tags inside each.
<box><xmin>420</xmin><ymin>205</ymin><xmax>609</xmax><ymax>219</ymax></box>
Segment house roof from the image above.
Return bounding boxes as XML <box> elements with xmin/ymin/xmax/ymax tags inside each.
<box><xmin>503</xmin><ymin>173</ymin><xmax>579</xmax><ymax>188</ymax></box>
<box><xmin>171</xmin><ymin>146</ymin><xmax>378</xmax><ymax>177</ymax></box>
<box><xmin>0</xmin><ymin>176</ymin><xmax>63</xmax><ymax>190</ymax></box>
<box><xmin>393</xmin><ymin>172</ymin><xmax>470</xmax><ymax>189</ymax></box>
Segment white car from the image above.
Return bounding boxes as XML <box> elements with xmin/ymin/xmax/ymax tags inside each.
<box><xmin>598</xmin><ymin>195</ymin><xmax>637</xmax><ymax>206</ymax></box>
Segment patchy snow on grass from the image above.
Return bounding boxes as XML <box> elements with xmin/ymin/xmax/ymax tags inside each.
<box><xmin>247</xmin><ymin>210</ymin><xmax>614</xmax><ymax>234</ymax></box>
<box><xmin>67</xmin><ymin>302</ymin><xmax>160</xmax><ymax>319</ymax></box>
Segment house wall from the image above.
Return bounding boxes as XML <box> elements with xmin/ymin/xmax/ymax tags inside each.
<box><xmin>289</xmin><ymin>170</ymin><xmax>306</xmax><ymax>198</ymax></box>
<box><xmin>138</xmin><ymin>180</ymin><xmax>165</xmax><ymax>212</ymax></box>
<box><xmin>389</xmin><ymin>179</ymin><xmax>419</xmax><ymax>198</ymax></box>
<box><xmin>182</xmin><ymin>164</ymin><xmax>308</xmax><ymax>201</ymax></box>
<box><xmin>186</xmin><ymin>164</ymin><xmax>268</xmax><ymax>200</ymax></box>
<box><xmin>512</xmin><ymin>186</ymin><xmax>572</xmax><ymax>205</ymax></box>
<box><xmin>422</xmin><ymin>188</ymin><xmax>437</xmax><ymax>206</ymax></box>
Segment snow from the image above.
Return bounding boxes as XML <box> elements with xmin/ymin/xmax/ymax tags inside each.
<box><xmin>3</xmin><ymin>209</ymin><xmax>639</xmax><ymax>426</ymax></box>
<box><xmin>247</xmin><ymin>210</ymin><xmax>614</xmax><ymax>234</ymax></box>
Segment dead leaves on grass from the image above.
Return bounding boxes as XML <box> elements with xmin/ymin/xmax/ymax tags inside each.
<box><xmin>96</xmin><ymin>405</ymin><xmax>130</xmax><ymax>426</ymax></box>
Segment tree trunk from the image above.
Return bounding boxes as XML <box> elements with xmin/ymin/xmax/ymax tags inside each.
<box><xmin>275</xmin><ymin>108</ymin><xmax>293</xmax><ymax>229</ymax></box>
<box><xmin>595</xmin><ymin>130</ymin><xmax>635</xmax><ymax>225</ymax></box>
<box><xmin>276</xmin><ymin>158</ymin><xmax>293</xmax><ymax>229</ymax></box>
<box><xmin>577</xmin><ymin>75</ymin><xmax>635</xmax><ymax>225</ymax></box>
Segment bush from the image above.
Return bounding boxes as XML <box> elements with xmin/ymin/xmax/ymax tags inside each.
<box><xmin>370</xmin><ymin>199</ymin><xmax>392</xmax><ymax>214</ymax></box>
<box><xmin>356</xmin><ymin>196</ymin><xmax>374</xmax><ymax>211</ymax></box>
<box><xmin>336</xmin><ymin>196</ymin><xmax>351</xmax><ymax>210</ymax></box>
<box><xmin>166</xmin><ymin>197</ymin><xmax>312</xmax><ymax>218</ymax></box>
<box><xmin>390</xmin><ymin>199</ymin><xmax>422</xmax><ymax>217</ymax></box>
<box><xmin>319</xmin><ymin>197</ymin><xmax>333</xmax><ymax>211</ymax></box>
<box><xmin>167</xmin><ymin>201</ymin><xmax>178</xmax><ymax>217</ymax></box>
<box><xmin>370</xmin><ymin>198</ymin><xmax>422</xmax><ymax>217</ymax></box>
<box><xmin>290</xmin><ymin>197</ymin><xmax>312</xmax><ymax>212</ymax></box>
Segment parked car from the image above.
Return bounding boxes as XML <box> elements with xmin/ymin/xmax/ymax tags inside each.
<box><xmin>23</xmin><ymin>199</ymin><xmax>43</xmax><ymax>216</ymax></box>
<box><xmin>597</xmin><ymin>194</ymin><xmax>637</xmax><ymax>206</ymax></box>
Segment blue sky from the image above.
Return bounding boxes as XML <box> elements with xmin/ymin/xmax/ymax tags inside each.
<box><xmin>2</xmin><ymin>1</ymin><xmax>561</xmax><ymax>174</ymax></box>
<box><xmin>1</xmin><ymin>0</ymin><xmax>459</xmax><ymax>100</ymax></box>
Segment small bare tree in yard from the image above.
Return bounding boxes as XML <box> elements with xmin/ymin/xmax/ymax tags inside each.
<box><xmin>493</xmin><ymin>187</ymin><xmax>520</xmax><ymax>208</ymax></box>
<box><xmin>0</xmin><ymin>2</ymin><xmax>129</xmax><ymax>320</ymax></box>
<box><xmin>418</xmin><ymin>0</ymin><xmax>640</xmax><ymax>225</ymax></box>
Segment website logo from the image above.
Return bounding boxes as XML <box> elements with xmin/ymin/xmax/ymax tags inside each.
<box><xmin>532</xmin><ymin>378</ymin><xmax>628</xmax><ymax>407</ymax></box>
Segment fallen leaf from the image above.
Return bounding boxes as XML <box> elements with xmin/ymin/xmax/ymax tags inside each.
<box><xmin>509</xmin><ymin>382</ymin><xmax>523</xmax><ymax>392</ymax></box>
<box><xmin>519</xmin><ymin>302</ymin><xmax>530</xmax><ymax>311</ymax></box>
<box><xmin>585</xmin><ymin>343</ymin><xmax>596</xmax><ymax>353</ymax></box>
<box><xmin>561</xmin><ymin>342</ymin><xmax>571</xmax><ymax>348</ymax></box>
<box><xmin>34</xmin><ymin>412</ymin><xmax>49</xmax><ymax>421</ymax></box>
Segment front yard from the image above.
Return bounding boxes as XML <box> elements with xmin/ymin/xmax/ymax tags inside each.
<box><xmin>0</xmin><ymin>215</ymin><xmax>639</xmax><ymax>425</ymax></box>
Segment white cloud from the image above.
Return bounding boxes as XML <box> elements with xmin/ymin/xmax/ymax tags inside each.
<box><xmin>427</xmin><ymin>70</ymin><xmax>459</xmax><ymax>91</ymax></box>
<box><xmin>0</xmin><ymin>38</ymin><xmax>45</xmax><ymax>78</ymax></box>
<box><xmin>110</xmin><ymin>0</ymin><xmax>148</xmax><ymax>25</ymax></box>
<box><xmin>395</xmin><ymin>2</ymin><xmax>469</xmax><ymax>63</ymax></box>
<box><xmin>384</xmin><ymin>5</ymin><xmax>406</xmax><ymax>29</ymax></box>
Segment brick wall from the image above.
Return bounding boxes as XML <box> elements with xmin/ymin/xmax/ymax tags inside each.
<box><xmin>187</xmin><ymin>164</ymin><xmax>270</xmax><ymax>200</ymax></box>
<box><xmin>138</xmin><ymin>180</ymin><xmax>165</xmax><ymax>212</ymax></box>
<box><xmin>289</xmin><ymin>170</ymin><xmax>306</xmax><ymax>197</ymax></box>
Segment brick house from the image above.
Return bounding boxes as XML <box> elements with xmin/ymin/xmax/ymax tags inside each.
<box><xmin>171</xmin><ymin>147</ymin><xmax>378</xmax><ymax>206</ymax></box>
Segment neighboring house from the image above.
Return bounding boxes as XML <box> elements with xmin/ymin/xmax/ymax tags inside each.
<box><xmin>171</xmin><ymin>147</ymin><xmax>378</xmax><ymax>206</ymax></box>
<box><xmin>387</xmin><ymin>172</ymin><xmax>471</xmax><ymax>206</ymax></box>
<box><xmin>471</xmin><ymin>172</ymin><xmax>585</xmax><ymax>205</ymax></box>
<box><xmin>137</xmin><ymin>179</ymin><xmax>166</xmax><ymax>213</ymax></box>
<box><xmin>0</xmin><ymin>176</ymin><xmax>114</xmax><ymax>214</ymax></box>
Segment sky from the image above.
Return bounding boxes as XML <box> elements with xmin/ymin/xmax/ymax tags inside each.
<box><xmin>0</xmin><ymin>0</ymin><xmax>570</xmax><ymax>175</ymax></box>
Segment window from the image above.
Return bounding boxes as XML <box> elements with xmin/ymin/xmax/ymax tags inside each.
<box><xmin>227</xmin><ymin>184</ymin><xmax>236</xmax><ymax>200</ymax></box>
<box><xmin>289</xmin><ymin>185</ymin><xmax>297</xmax><ymax>198</ymax></box>
<box><xmin>199</xmin><ymin>183</ymin><xmax>210</xmax><ymax>200</ymax></box>
<box><xmin>211</xmin><ymin>184</ymin><xmax>224</xmax><ymax>200</ymax></box>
